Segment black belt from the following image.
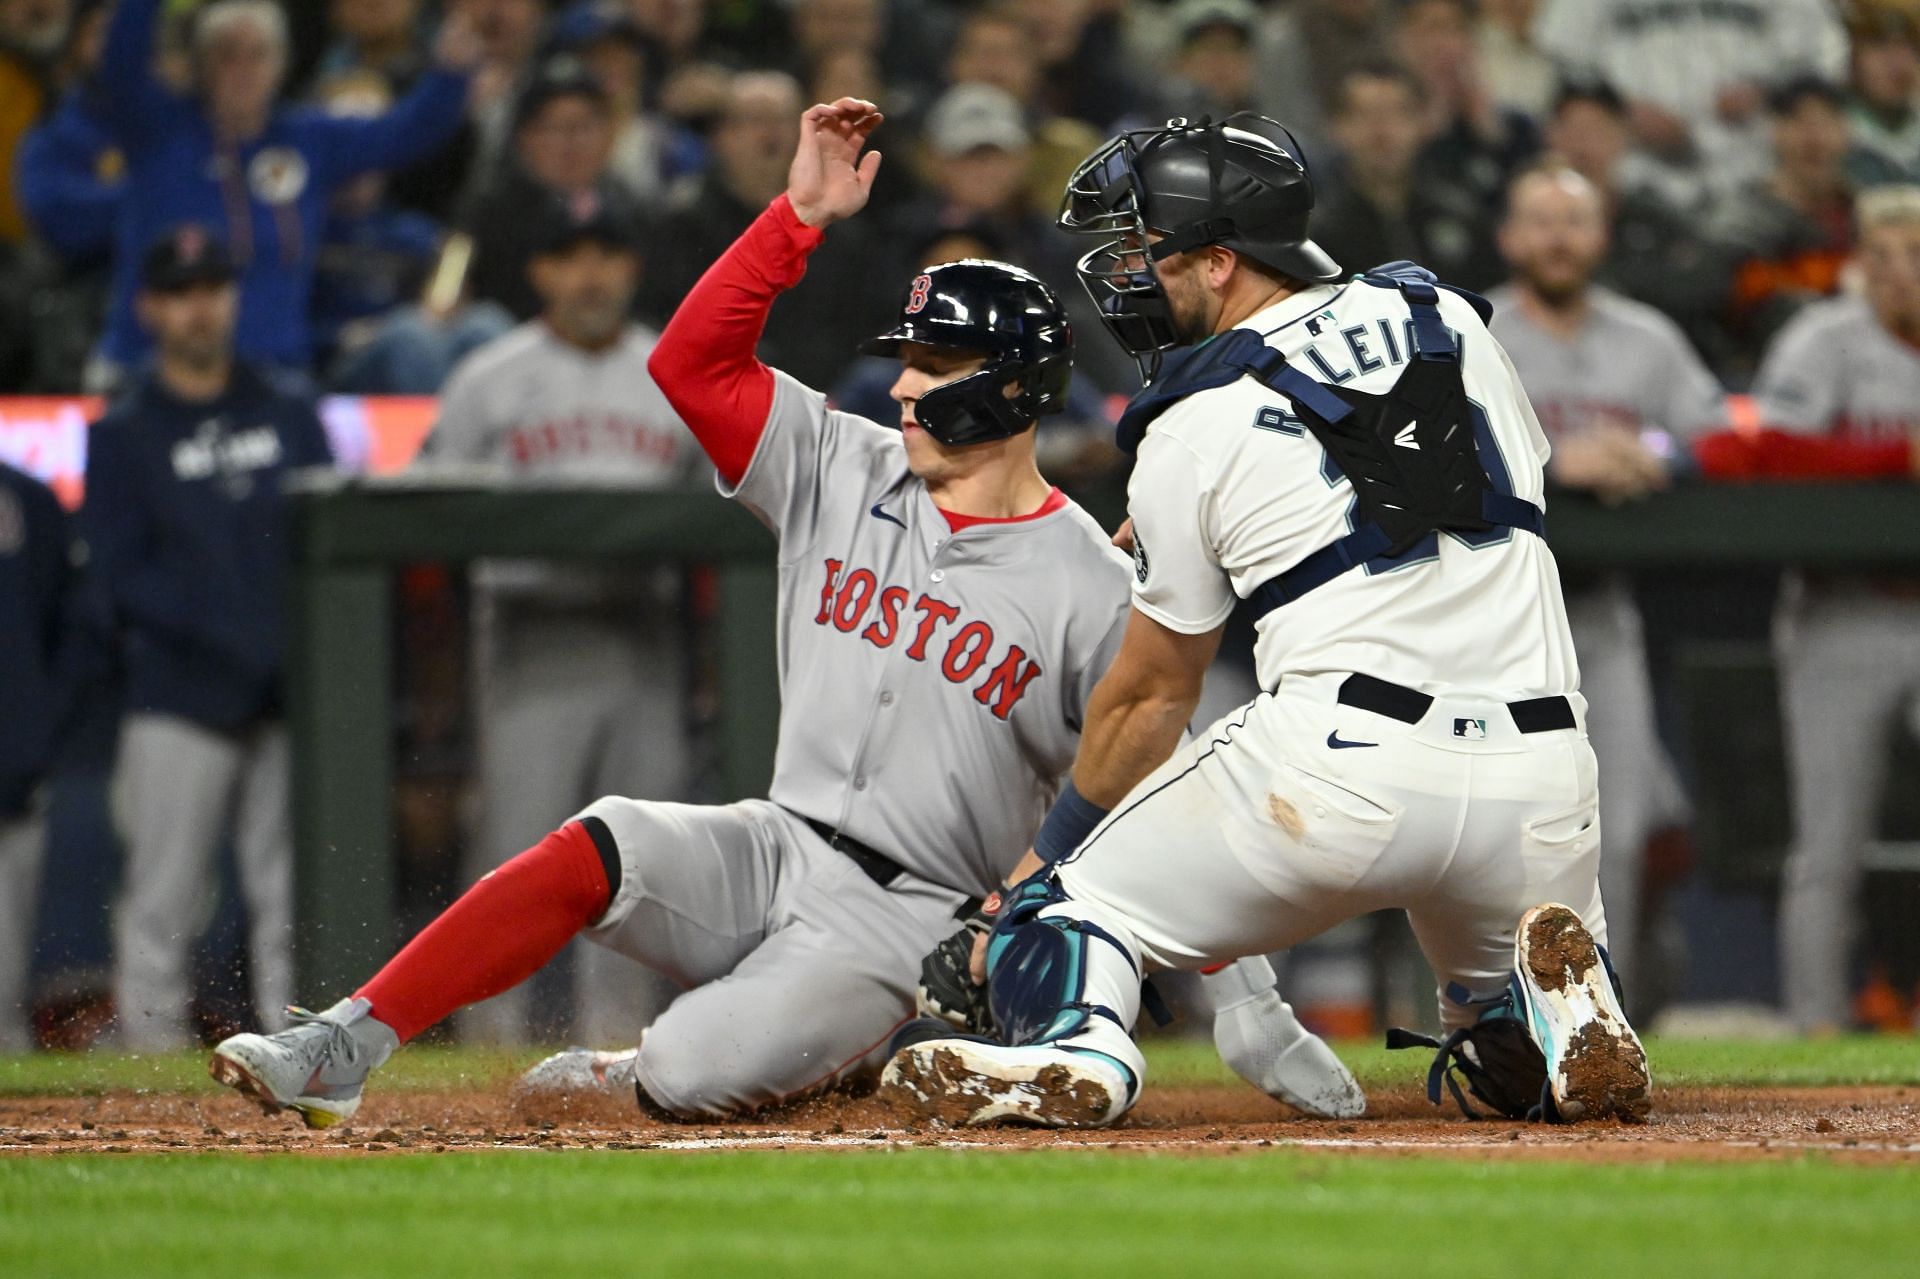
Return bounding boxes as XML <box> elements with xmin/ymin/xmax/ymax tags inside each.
<box><xmin>803</xmin><ymin>817</ymin><xmax>987</xmax><ymax>919</ymax></box>
<box><xmin>805</xmin><ymin>817</ymin><xmax>906</xmax><ymax>887</ymax></box>
<box><xmin>1337</xmin><ymin>673</ymin><xmax>1576</xmax><ymax>733</ymax></box>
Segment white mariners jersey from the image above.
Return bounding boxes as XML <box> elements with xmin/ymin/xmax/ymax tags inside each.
<box><xmin>1486</xmin><ymin>284</ymin><xmax>1724</xmax><ymax>445</ymax></box>
<box><xmin>724</xmin><ymin>371</ymin><xmax>1131</xmax><ymax>895</ymax></box>
<box><xmin>1752</xmin><ymin>296</ymin><xmax>1920</xmax><ymax>440</ymax></box>
<box><xmin>427</xmin><ymin>321</ymin><xmax>701</xmax><ymax>481</ymax></box>
<box><xmin>1128</xmin><ymin>280</ymin><xmax>1579</xmax><ymax>699</ymax></box>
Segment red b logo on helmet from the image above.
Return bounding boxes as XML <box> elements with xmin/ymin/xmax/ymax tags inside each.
<box><xmin>904</xmin><ymin>273</ymin><xmax>932</xmax><ymax>315</ymax></box>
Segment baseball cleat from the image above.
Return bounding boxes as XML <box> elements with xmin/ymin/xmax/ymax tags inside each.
<box><xmin>509</xmin><ymin>1047</ymin><xmax>645</xmax><ymax>1119</ymax></box>
<box><xmin>1513</xmin><ymin>903</ymin><xmax>1651</xmax><ymax>1123</ymax></box>
<box><xmin>880</xmin><ymin>1036</ymin><xmax>1135</xmax><ymax>1128</ymax></box>
<box><xmin>209</xmin><ymin>997</ymin><xmax>396</xmax><ymax>1130</ymax></box>
<box><xmin>1213</xmin><ymin>987</ymin><xmax>1367</xmax><ymax>1119</ymax></box>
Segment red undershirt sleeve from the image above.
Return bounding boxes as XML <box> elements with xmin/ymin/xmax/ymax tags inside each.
<box><xmin>646</xmin><ymin>195</ymin><xmax>826</xmax><ymax>487</ymax></box>
<box><xmin>1692</xmin><ymin>428</ymin><xmax>1914</xmax><ymax>480</ymax></box>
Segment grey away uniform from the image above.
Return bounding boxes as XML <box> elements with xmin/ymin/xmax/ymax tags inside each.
<box><xmin>1488</xmin><ymin>284</ymin><xmax>1724</xmax><ymax>996</ymax></box>
<box><xmin>422</xmin><ymin>320</ymin><xmax>701</xmax><ymax>1045</ymax></box>
<box><xmin>575</xmin><ymin>370</ymin><xmax>1132</xmax><ymax>1116</ymax></box>
<box><xmin>1751</xmin><ymin>295</ymin><xmax>1920</xmax><ymax>1031</ymax></box>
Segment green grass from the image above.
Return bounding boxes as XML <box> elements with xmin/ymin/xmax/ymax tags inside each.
<box><xmin>5</xmin><ymin>1033</ymin><xmax>1917</xmax><ymax>1099</ymax></box>
<box><xmin>2</xmin><ymin>1150</ymin><xmax>1916</xmax><ymax>1278</ymax></box>
<box><xmin>4</xmin><ymin>1039</ymin><xmax>1918</xmax><ymax>1277</ymax></box>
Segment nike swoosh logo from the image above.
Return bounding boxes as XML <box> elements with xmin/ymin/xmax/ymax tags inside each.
<box><xmin>1326</xmin><ymin>731</ymin><xmax>1378</xmax><ymax>749</ymax></box>
<box><xmin>869</xmin><ymin>502</ymin><xmax>906</xmax><ymax>529</ymax></box>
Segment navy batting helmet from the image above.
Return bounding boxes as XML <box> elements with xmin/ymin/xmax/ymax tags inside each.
<box><xmin>1059</xmin><ymin>113</ymin><xmax>1342</xmax><ymax>372</ymax></box>
<box><xmin>860</xmin><ymin>259</ymin><xmax>1073</xmax><ymax>447</ymax></box>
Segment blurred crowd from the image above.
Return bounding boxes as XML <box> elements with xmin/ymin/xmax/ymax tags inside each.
<box><xmin>2</xmin><ymin>0</ymin><xmax>1917</xmax><ymax>401</ymax></box>
<box><xmin>7</xmin><ymin>0</ymin><xmax>1920</xmax><ymax>1051</ymax></box>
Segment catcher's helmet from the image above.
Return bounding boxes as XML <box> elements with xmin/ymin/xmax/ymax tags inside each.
<box><xmin>860</xmin><ymin>259</ymin><xmax>1073</xmax><ymax>447</ymax></box>
<box><xmin>1059</xmin><ymin>113</ymin><xmax>1343</xmax><ymax>371</ymax></box>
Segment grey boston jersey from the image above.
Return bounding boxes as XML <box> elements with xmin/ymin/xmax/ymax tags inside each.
<box><xmin>428</xmin><ymin>321</ymin><xmax>701</xmax><ymax>480</ymax></box>
<box><xmin>1486</xmin><ymin>284</ymin><xmax>1724</xmax><ymax>444</ymax></box>
<box><xmin>724</xmin><ymin>371</ymin><xmax>1131</xmax><ymax>897</ymax></box>
<box><xmin>1752</xmin><ymin>295</ymin><xmax>1920</xmax><ymax>440</ymax></box>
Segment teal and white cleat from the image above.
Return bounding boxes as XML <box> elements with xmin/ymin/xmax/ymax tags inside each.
<box><xmin>880</xmin><ymin>1035</ymin><xmax>1136</xmax><ymax>1129</ymax></box>
<box><xmin>209</xmin><ymin>998</ymin><xmax>397</xmax><ymax>1130</ymax></box>
<box><xmin>1513</xmin><ymin>903</ymin><xmax>1651</xmax><ymax>1123</ymax></box>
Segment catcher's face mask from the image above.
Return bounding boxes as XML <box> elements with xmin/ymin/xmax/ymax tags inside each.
<box><xmin>1059</xmin><ymin>129</ymin><xmax>1186</xmax><ymax>380</ymax></box>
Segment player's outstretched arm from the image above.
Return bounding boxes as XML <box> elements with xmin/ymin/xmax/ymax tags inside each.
<box><xmin>647</xmin><ymin>98</ymin><xmax>884</xmax><ymax>485</ymax></box>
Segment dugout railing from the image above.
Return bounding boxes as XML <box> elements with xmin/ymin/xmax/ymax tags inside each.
<box><xmin>288</xmin><ymin>474</ymin><xmax>1920</xmax><ymax>996</ymax></box>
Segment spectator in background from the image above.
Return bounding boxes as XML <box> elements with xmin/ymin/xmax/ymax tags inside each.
<box><xmin>314</xmin><ymin>0</ymin><xmax>477</xmax><ymax>223</ymax></box>
<box><xmin>1487</xmin><ymin>165</ymin><xmax>1725</xmax><ymax>1003</ymax></box>
<box><xmin>1253</xmin><ymin>0</ymin><xmax>1392</xmax><ymax>166</ymax></box>
<box><xmin>1027</xmin><ymin>0</ymin><xmax>1152</xmax><ymax>133</ymax></box>
<box><xmin>463</xmin><ymin>58</ymin><xmax>644</xmax><ymax>322</ymax></box>
<box><xmin>1533</xmin><ymin>0</ymin><xmax>1845</xmax><ymax>207</ymax></box>
<box><xmin>313</xmin><ymin>0</ymin><xmax>428</xmax><ymax>86</ymax></box>
<box><xmin>1475</xmin><ymin>0</ymin><xmax>1555</xmax><ymax>121</ymax></box>
<box><xmin>1710</xmin><ymin>78</ymin><xmax>1856</xmax><ymax>377</ymax></box>
<box><xmin>0</xmin><ymin>0</ymin><xmax>71</xmax><ymax>246</ymax></box>
<box><xmin>1844</xmin><ymin>3</ymin><xmax>1920</xmax><ymax>188</ymax></box>
<box><xmin>549</xmin><ymin>3</ymin><xmax>700</xmax><ymax>207</ymax></box>
<box><xmin>0</xmin><ymin>459</ymin><xmax>80</xmax><ymax>1052</ymax></box>
<box><xmin>1396</xmin><ymin>0</ymin><xmax>1540</xmax><ymax>215</ymax></box>
<box><xmin>89</xmin><ymin>0</ymin><xmax>478</xmax><ymax>388</ymax></box>
<box><xmin>10</xmin><ymin>0</ymin><xmax>116</xmax><ymax>391</ymax></box>
<box><xmin>15</xmin><ymin>0</ymin><xmax>118</xmax><ymax>266</ymax></box>
<box><xmin>419</xmin><ymin>196</ymin><xmax>694</xmax><ymax>1045</ymax></box>
<box><xmin>86</xmin><ymin>227</ymin><xmax>334</xmax><ymax>1050</ymax></box>
<box><xmin>1544</xmin><ymin>82</ymin><xmax>1739</xmax><ymax>371</ymax></box>
<box><xmin>1313</xmin><ymin>61</ymin><xmax>1503</xmax><ymax>291</ymax></box>
<box><xmin>449</xmin><ymin>0</ymin><xmax>550</xmax><ymax>188</ymax></box>
<box><xmin>638</xmin><ymin>71</ymin><xmax>881</xmax><ymax>388</ymax></box>
<box><xmin>1161</xmin><ymin>0</ymin><xmax>1261</xmax><ymax>122</ymax></box>
<box><xmin>946</xmin><ymin>4</ymin><xmax>1101</xmax><ymax>219</ymax></box>
<box><xmin>1728</xmin><ymin>187</ymin><xmax>1920</xmax><ymax>1033</ymax></box>
<box><xmin>307</xmin><ymin>73</ymin><xmax>445</xmax><ymax>375</ymax></box>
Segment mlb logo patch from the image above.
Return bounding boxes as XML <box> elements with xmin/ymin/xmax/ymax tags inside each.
<box><xmin>1453</xmin><ymin>718</ymin><xmax>1488</xmax><ymax>740</ymax></box>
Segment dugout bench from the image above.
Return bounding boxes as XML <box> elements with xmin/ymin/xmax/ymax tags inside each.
<box><xmin>288</xmin><ymin>474</ymin><xmax>1920</xmax><ymax>997</ymax></box>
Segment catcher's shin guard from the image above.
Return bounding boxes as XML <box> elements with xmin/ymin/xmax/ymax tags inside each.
<box><xmin>982</xmin><ymin>877</ymin><xmax>1148</xmax><ymax>1102</ymax></box>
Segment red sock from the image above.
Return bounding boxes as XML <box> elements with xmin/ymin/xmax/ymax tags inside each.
<box><xmin>355</xmin><ymin>821</ymin><xmax>612</xmax><ymax>1042</ymax></box>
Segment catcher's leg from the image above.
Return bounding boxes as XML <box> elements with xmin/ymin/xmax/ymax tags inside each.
<box><xmin>886</xmin><ymin>697</ymin><xmax>1366</xmax><ymax>1128</ymax></box>
<box><xmin>882</xmin><ymin>874</ymin><xmax>1149</xmax><ymax>1129</ymax></box>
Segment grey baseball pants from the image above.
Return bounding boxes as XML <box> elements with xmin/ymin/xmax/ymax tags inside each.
<box><xmin>111</xmin><ymin>714</ymin><xmax>293</xmax><ymax>1050</ymax></box>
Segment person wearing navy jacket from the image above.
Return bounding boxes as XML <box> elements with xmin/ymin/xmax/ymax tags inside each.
<box><xmin>89</xmin><ymin>0</ymin><xmax>481</xmax><ymax>384</ymax></box>
<box><xmin>87</xmin><ymin>227</ymin><xmax>335</xmax><ymax>1050</ymax></box>
<box><xmin>0</xmin><ymin>461</ymin><xmax>80</xmax><ymax>1053</ymax></box>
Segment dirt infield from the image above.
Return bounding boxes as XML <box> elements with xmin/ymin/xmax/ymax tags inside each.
<box><xmin>4</xmin><ymin>1080</ymin><xmax>1917</xmax><ymax>1162</ymax></box>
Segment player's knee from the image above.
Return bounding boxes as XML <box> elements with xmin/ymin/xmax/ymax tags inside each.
<box><xmin>631</xmin><ymin>1026</ymin><xmax>774</xmax><ymax>1120</ymax></box>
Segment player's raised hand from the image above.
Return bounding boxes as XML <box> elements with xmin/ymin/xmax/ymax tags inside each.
<box><xmin>788</xmin><ymin>98</ymin><xmax>883</xmax><ymax>229</ymax></box>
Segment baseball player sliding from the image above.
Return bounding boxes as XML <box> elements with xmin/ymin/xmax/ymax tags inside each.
<box><xmin>207</xmin><ymin>99</ymin><xmax>1361</xmax><ymax>1126</ymax></box>
<box><xmin>886</xmin><ymin>114</ymin><xmax>1653</xmax><ymax>1128</ymax></box>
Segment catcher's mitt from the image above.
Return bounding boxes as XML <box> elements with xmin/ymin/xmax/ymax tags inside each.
<box><xmin>915</xmin><ymin>891</ymin><xmax>1002</xmax><ymax>1034</ymax></box>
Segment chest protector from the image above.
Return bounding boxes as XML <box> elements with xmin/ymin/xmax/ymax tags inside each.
<box><xmin>1113</xmin><ymin>262</ymin><xmax>1544</xmax><ymax>619</ymax></box>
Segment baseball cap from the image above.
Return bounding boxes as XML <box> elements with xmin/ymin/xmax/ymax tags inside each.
<box><xmin>1171</xmin><ymin>0</ymin><xmax>1258</xmax><ymax>45</ymax></box>
<box><xmin>141</xmin><ymin>224</ymin><xmax>237</xmax><ymax>292</ymax></box>
<box><xmin>513</xmin><ymin>56</ymin><xmax>613</xmax><ymax>134</ymax></box>
<box><xmin>926</xmin><ymin>84</ymin><xmax>1031</xmax><ymax>157</ymax></box>
<box><xmin>549</xmin><ymin>1</ymin><xmax>649</xmax><ymax>55</ymax></box>
<box><xmin>533</xmin><ymin>187</ymin><xmax>643</xmax><ymax>257</ymax></box>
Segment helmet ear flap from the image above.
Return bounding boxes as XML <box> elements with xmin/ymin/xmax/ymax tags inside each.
<box><xmin>915</xmin><ymin>361</ymin><xmax>1034</xmax><ymax>446</ymax></box>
